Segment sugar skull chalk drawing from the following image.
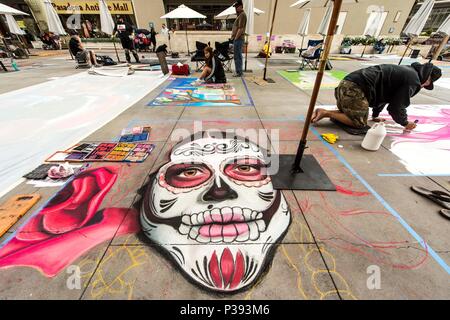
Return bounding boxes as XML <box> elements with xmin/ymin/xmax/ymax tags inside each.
<box><xmin>140</xmin><ymin>132</ymin><xmax>291</xmax><ymax>292</ymax></box>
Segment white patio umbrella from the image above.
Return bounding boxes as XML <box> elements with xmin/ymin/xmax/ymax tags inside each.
<box><xmin>361</xmin><ymin>9</ymin><xmax>384</xmax><ymax>57</ymax></box>
<box><xmin>0</xmin><ymin>3</ymin><xmax>27</xmax><ymax>15</ymax></box>
<box><xmin>297</xmin><ymin>9</ymin><xmax>311</xmax><ymax>50</ymax></box>
<box><xmin>5</xmin><ymin>14</ymin><xmax>25</xmax><ymax>35</ymax></box>
<box><xmin>215</xmin><ymin>5</ymin><xmax>264</xmax><ymax>19</ymax></box>
<box><xmin>399</xmin><ymin>0</ymin><xmax>435</xmax><ymax>64</ymax></box>
<box><xmin>403</xmin><ymin>0</ymin><xmax>435</xmax><ymax>37</ymax></box>
<box><xmin>161</xmin><ymin>4</ymin><xmax>206</xmax><ymax>54</ymax></box>
<box><xmin>99</xmin><ymin>0</ymin><xmax>114</xmax><ymax>35</ymax></box>
<box><xmin>244</xmin><ymin>0</ymin><xmax>255</xmax><ymax>35</ymax></box>
<box><xmin>431</xmin><ymin>15</ymin><xmax>450</xmax><ymax>60</ymax></box>
<box><xmin>317</xmin><ymin>2</ymin><xmax>333</xmax><ymax>36</ymax></box>
<box><xmin>364</xmin><ymin>9</ymin><xmax>384</xmax><ymax>37</ymax></box>
<box><xmin>43</xmin><ymin>0</ymin><xmax>67</xmax><ymax>35</ymax></box>
<box><xmin>98</xmin><ymin>0</ymin><xmax>120</xmax><ymax>62</ymax></box>
<box><xmin>437</xmin><ymin>14</ymin><xmax>450</xmax><ymax>35</ymax></box>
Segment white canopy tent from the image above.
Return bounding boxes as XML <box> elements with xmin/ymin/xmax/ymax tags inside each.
<box><xmin>43</xmin><ymin>0</ymin><xmax>67</xmax><ymax>35</ymax></box>
<box><xmin>214</xmin><ymin>4</ymin><xmax>264</xmax><ymax>20</ymax></box>
<box><xmin>161</xmin><ymin>4</ymin><xmax>206</xmax><ymax>54</ymax></box>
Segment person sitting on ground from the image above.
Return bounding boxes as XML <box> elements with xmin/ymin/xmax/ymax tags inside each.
<box><xmin>311</xmin><ymin>62</ymin><xmax>442</xmax><ymax>131</ymax></box>
<box><xmin>69</xmin><ymin>34</ymin><xmax>99</xmax><ymax>66</ymax></box>
<box><xmin>198</xmin><ymin>46</ymin><xmax>227</xmax><ymax>84</ymax></box>
<box><xmin>256</xmin><ymin>41</ymin><xmax>272</xmax><ymax>58</ymax></box>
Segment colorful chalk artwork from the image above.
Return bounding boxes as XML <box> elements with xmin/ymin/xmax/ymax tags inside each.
<box><xmin>46</xmin><ymin>142</ymin><xmax>155</xmax><ymax>163</ymax></box>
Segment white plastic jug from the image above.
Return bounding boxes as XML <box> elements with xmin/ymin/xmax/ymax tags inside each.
<box><xmin>361</xmin><ymin>123</ymin><xmax>387</xmax><ymax>151</ymax></box>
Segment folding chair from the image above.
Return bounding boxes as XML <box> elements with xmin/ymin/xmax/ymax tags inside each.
<box><xmin>191</xmin><ymin>41</ymin><xmax>208</xmax><ymax>72</ymax></box>
<box><xmin>215</xmin><ymin>41</ymin><xmax>234</xmax><ymax>73</ymax></box>
<box><xmin>298</xmin><ymin>39</ymin><xmax>323</xmax><ymax>70</ymax></box>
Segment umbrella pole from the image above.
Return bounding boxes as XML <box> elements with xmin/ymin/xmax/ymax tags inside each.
<box><xmin>245</xmin><ymin>33</ymin><xmax>248</xmax><ymax>72</ymax></box>
<box><xmin>263</xmin><ymin>0</ymin><xmax>278</xmax><ymax>81</ymax></box>
<box><xmin>113</xmin><ymin>37</ymin><xmax>121</xmax><ymax>63</ymax></box>
<box><xmin>398</xmin><ymin>38</ymin><xmax>412</xmax><ymax>65</ymax></box>
<box><xmin>185</xmin><ymin>20</ymin><xmax>190</xmax><ymax>56</ymax></box>
<box><xmin>293</xmin><ymin>0</ymin><xmax>342</xmax><ymax>171</ymax></box>
<box><xmin>300</xmin><ymin>35</ymin><xmax>305</xmax><ymax>51</ymax></box>
<box><xmin>361</xmin><ymin>44</ymin><xmax>367</xmax><ymax>58</ymax></box>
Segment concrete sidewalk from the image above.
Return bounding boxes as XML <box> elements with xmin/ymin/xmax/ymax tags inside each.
<box><xmin>0</xmin><ymin>52</ymin><xmax>448</xmax><ymax>300</ymax></box>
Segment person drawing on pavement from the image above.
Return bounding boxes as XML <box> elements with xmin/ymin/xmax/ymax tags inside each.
<box><xmin>311</xmin><ymin>63</ymin><xmax>442</xmax><ymax>131</ymax></box>
<box><xmin>199</xmin><ymin>46</ymin><xmax>227</xmax><ymax>84</ymax></box>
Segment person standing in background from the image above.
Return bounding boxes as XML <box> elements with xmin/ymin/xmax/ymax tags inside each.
<box><xmin>230</xmin><ymin>0</ymin><xmax>247</xmax><ymax>77</ymax></box>
<box><xmin>150</xmin><ymin>27</ymin><xmax>158</xmax><ymax>52</ymax></box>
<box><xmin>113</xmin><ymin>16</ymin><xmax>140</xmax><ymax>63</ymax></box>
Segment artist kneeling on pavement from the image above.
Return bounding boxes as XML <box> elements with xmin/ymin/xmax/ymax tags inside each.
<box><xmin>311</xmin><ymin>63</ymin><xmax>442</xmax><ymax>131</ymax></box>
<box><xmin>199</xmin><ymin>46</ymin><xmax>227</xmax><ymax>84</ymax></box>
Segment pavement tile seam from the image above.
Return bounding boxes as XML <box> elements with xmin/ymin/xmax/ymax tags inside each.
<box><xmin>291</xmin><ymin>191</ymin><xmax>344</xmax><ymax>300</ymax></box>
<box><xmin>308</xmin><ymin>126</ymin><xmax>450</xmax><ymax>275</ymax></box>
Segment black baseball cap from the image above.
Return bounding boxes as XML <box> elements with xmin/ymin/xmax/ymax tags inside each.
<box><xmin>426</xmin><ymin>65</ymin><xmax>442</xmax><ymax>90</ymax></box>
<box><xmin>411</xmin><ymin>62</ymin><xmax>442</xmax><ymax>90</ymax></box>
<box><xmin>234</xmin><ymin>1</ymin><xmax>243</xmax><ymax>7</ymax></box>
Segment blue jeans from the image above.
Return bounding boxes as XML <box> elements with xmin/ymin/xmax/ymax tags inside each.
<box><xmin>233</xmin><ymin>38</ymin><xmax>244</xmax><ymax>75</ymax></box>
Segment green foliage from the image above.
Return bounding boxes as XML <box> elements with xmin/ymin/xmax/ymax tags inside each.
<box><xmin>384</xmin><ymin>38</ymin><xmax>402</xmax><ymax>45</ymax></box>
<box><xmin>341</xmin><ymin>36</ymin><xmax>352</xmax><ymax>47</ymax></box>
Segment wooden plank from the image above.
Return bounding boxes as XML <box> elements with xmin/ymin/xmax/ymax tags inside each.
<box><xmin>0</xmin><ymin>194</ymin><xmax>41</xmax><ymax>237</ymax></box>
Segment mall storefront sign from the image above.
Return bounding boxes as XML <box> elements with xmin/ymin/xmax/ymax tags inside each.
<box><xmin>51</xmin><ymin>0</ymin><xmax>133</xmax><ymax>14</ymax></box>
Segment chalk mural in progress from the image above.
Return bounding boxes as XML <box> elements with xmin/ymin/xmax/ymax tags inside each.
<box><xmin>0</xmin><ymin>167</ymin><xmax>140</xmax><ymax>276</ymax></box>
<box><xmin>0</xmin><ymin>132</ymin><xmax>291</xmax><ymax>293</ymax></box>
<box><xmin>381</xmin><ymin>105</ymin><xmax>450</xmax><ymax>174</ymax></box>
<box><xmin>139</xmin><ymin>132</ymin><xmax>291</xmax><ymax>292</ymax></box>
<box><xmin>149</xmin><ymin>78</ymin><xmax>249</xmax><ymax>107</ymax></box>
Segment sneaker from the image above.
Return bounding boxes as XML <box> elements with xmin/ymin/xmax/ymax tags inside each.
<box><xmin>232</xmin><ymin>73</ymin><xmax>242</xmax><ymax>77</ymax></box>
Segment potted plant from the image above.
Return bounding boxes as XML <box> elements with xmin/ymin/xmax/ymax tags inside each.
<box><xmin>340</xmin><ymin>36</ymin><xmax>352</xmax><ymax>54</ymax></box>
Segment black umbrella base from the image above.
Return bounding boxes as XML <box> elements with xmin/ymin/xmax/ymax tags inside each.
<box><xmin>271</xmin><ymin>155</ymin><xmax>336</xmax><ymax>191</ymax></box>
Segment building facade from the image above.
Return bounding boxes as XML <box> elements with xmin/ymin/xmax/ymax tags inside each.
<box><xmin>3</xmin><ymin>0</ymin><xmax>422</xmax><ymax>52</ymax></box>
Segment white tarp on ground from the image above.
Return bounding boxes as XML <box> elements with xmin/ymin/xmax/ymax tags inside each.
<box><xmin>0</xmin><ymin>71</ymin><xmax>168</xmax><ymax>196</ymax></box>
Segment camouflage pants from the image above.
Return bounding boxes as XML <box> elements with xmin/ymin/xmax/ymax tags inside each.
<box><xmin>335</xmin><ymin>80</ymin><xmax>369</xmax><ymax>128</ymax></box>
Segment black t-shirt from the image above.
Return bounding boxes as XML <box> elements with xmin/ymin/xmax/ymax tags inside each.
<box><xmin>114</xmin><ymin>21</ymin><xmax>133</xmax><ymax>40</ymax></box>
<box><xmin>69</xmin><ymin>38</ymin><xmax>82</xmax><ymax>55</ymax></box>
